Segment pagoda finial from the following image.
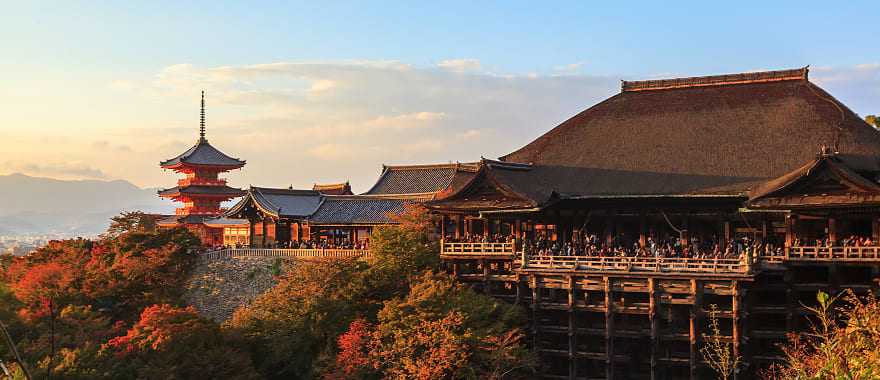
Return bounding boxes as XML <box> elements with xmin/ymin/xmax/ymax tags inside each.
<box><xmin>199</xmin><ymin>90</ymin><xmax>206</xmax><ymax>141</ymax></box>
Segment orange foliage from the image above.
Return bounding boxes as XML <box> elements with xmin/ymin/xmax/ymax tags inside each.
<box><xmin>10</xmin><ymin>261</ymin><xmax>75</xmax><ymax>320</ymax></box>
<box><xmin>106</xmin><ymin>304</ymin><xmax>205</xmax><ymax>354</ymax></box>
<box><xmin>388</xmin><ymin>203</ymin><xmax>433</xmax><ymax>234</ymax></box>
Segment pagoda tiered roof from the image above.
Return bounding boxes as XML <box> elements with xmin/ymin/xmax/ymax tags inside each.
<box><xmin>160</xmin><ymin>138</ymin><xmax>246</xmax><ymax>169</ymax></box>
<box><xmin>158</xmin><ymin>185</ymin><xmax>245</xmax><ymax>198</ymax></box>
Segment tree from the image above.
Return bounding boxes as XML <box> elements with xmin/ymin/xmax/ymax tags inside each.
<box><xmin>326</xmin><ymin>271</ymin><xmax>534</xmax><ymax>380</ymax></box>
<box><xmin>762</xmin><ymin>290</ymin><xmax>880</xmax><ymax>379</ymax></box>
<box><xmin>104</xmin><ymin>211</ymin><xmax>161</xmax><ymax>238</ymax></box>
<box><xmin>226</xmin><ymin>258</ymin><xmax>374</xmax><ymax>379</ymax></box>
<box><xmin>866</xmin><ymin>115</ymin><xmax>879</xmax><ymax>129</ymax></box>
<box><xmin>101</xmin><ymin>304</ymin><xmax>259</xmax><ymax>380</ymax></box>
<box><xmin>700</xmin><ymin>304</ymin><xmax>740</xmax><ymax>380</ymax></box>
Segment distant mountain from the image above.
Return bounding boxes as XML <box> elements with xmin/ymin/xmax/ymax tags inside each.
<box><xmin>0</xmin><ymin>173</ymin><xmax>173</xmax><ymax>237</ymax></box>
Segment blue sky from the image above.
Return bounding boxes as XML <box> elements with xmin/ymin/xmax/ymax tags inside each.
<box><xmin>1</xmin><ymin>1</ymin><xmax>878</xmax><ymax>191</ymax></box>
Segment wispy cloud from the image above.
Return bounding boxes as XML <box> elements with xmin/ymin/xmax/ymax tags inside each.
<box><xmin>6</xmin><ymin>60</ymin><xmax>878</xmax><ymax>190</ymax></box>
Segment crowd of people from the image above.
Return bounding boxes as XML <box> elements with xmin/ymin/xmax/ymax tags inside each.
<box><xmin>221</xmin><ymin>239</ymin><xmax>370</xmax><ymax>250</ymax></box>
<box><xmin>792</xmin><ymin>235</ymin><xmax>876</xmax><ymax>248</ymax></box>
<box><xmin>446</xmin><ymin>232</ymin><xmax>786</xmax><ymax>261</ymax></box>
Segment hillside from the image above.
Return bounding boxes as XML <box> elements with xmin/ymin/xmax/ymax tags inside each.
<box><xmin>0</xmin><ymin>173</ymin><xmax>172</xmax><ymax>237</ymax></box>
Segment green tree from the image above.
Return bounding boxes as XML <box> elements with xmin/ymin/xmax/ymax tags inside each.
<box><xmin>700</xmin><ymin>304</ymin><xmax>740</xmax><ymax>380</ymax></box>
<box><xmin>104</xmin><ymin>211</ymin><xmax>161</xmax><ymax>238</ymax></box>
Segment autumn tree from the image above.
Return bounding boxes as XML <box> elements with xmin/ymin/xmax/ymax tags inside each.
<box><xmin>866</xmin><ymin>114</ymin><xmax>878</xmax><ymax>129</ymax></box>
<box><xmin>327</xmin><ymin>271</ymin><xmax>534</xmax><ymax>380</ymax></box>
<box><xmin>226</xmin><ymin>258</ymin><xmax>375</xmax><ymax>379</ymax></box>
<box><xmin>762</xmin><ymin>290</ymin><xmax>880</xmax><ymax>379</ymax></box>
<box><xmin>100</xmin><ymin>304</ymin><xmax>259</xmax><ymax>380</ymax></box>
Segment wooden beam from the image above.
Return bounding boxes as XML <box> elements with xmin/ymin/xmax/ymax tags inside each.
<box><xmin>649</xmin><ymin>277</ymin><xmax>658</xmax><ymax>380</ymax></box>
<box><xmin>605</xmin><ymin>276</ymin><xmax>614</xmax><ymax>380</ymax></box>
<box><xmin>732</xmin><ymin>280</ymin><xmax>741</xmax><ymax>380</ymax></box>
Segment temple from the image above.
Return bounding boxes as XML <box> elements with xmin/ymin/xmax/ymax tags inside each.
<box><xmin>157</xmin><ymin>91</ymin><xmax>246</xmax><ymax>246</ymax></box>
<box><xmin>428</xmin><ymin>67</ymin><xmax>880</xmax><ymax>379</ymax></box>
<box><xmin>159</xmin><ymin>67</ymin><xmax>880</xmax><ymax>378</ymax></box>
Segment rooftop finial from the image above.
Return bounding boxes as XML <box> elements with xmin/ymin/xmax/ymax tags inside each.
<box><xmin>199</xmin><ymin>90</ymin><xmax>206</xmax><ymax>141</ymax></box>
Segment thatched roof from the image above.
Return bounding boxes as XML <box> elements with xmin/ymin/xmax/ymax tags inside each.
<box><xmin>500</xmin><ymin>67</ymin><xmax>880</xmax><ymax>198</ymax></box>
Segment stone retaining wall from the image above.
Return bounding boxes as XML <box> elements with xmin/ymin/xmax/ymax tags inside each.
<box><xmin>183</xmin><ymin>254</ymin><xmax>293</xmax><ymax>322</ymax></box>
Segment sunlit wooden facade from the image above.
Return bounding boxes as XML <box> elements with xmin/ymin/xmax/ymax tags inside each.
<box><xmin>428</xmin><ymin>68</ymin><xmax>880</xmax><ymax>379</ymax></box>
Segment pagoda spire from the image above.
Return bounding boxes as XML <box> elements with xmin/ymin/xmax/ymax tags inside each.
<box><xmin>199</xmin><ymin>90</ymin><xmax>206</xmax><ymax>141</ymax></box>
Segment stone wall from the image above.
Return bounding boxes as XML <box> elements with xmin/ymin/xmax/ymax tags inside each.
<box><xmin>184</xmin><ymin>254</ymin><xmax>293</xmax><ymax>322</ymax></box>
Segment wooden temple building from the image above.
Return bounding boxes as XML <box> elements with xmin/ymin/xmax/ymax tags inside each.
<box><xmin>427</xmin><ymin>67</ymin><xmax>880</xmax><ymax>379</ymax></box>
<box><xmin>217</xmin><ymin>163</ymin><xmax>479</xmax><ymax>247</ymax></box>
<box><xmin>157</xmin><ymin>91</ymin><xmax>246</xmax><ymax>246</ymax></box>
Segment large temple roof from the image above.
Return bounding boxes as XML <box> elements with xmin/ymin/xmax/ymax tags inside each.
<box><xmin>497</xmin><ymin>67</ymin><xmax>880</xmax><ymax>198</ymax></box>
<box><xmin>363</xmin><ymin>162</ymin><xmax>479</xmax><ymax>199</ymax></box>
<box><xmin>307</xmin><ymin>196</ymin><xmax>408</xmax><ymax>225</ymax></box>
<box><xmin>160</xmin><ymin>138</ymin><xmax>246</xmax><ymax>168</ymax></box>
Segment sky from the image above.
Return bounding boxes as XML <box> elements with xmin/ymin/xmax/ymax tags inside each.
<box><xmin>1</xmin><ymin>0</ymin><xmax>878</xmax><ymax>194</ymax></box>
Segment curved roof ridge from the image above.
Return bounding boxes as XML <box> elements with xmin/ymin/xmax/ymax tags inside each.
<box><xmin>622</xmin><ymin>66</ymin><xmax>809</xmax><ymax>92</ymax></box>
<box><xmin>159</xmin><ymin>139</ymin><xmax>246</xmax><ymax>168</ymax></box>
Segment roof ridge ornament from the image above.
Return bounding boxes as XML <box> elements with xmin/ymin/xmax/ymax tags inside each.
<box><xmin>199</xmin><ymin>90</ymin><xmax>206</xmax><ymax>142</ymax></box>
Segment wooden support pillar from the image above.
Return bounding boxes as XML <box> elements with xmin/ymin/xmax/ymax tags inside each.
<box><xmin>456</xmin><ymin>215</ymin><xmax>464</xmax><ymax>238</ymax></box>
<box><xmin>784</xmin><ymin>270</ymin><xmax>794</xmax><ymax>331</ymax></box>
<box><xmin>723</xmin><ymin>220</ymin><xmax>731</xmax><ymax>244</ymax></box>
<box><xmin>440</xmin><ymin>215</ymin><xmax>447</xmax><ymax>238</ymax></box>
<box><xmin>604</xmin><ymin>276</ymin><xmax>614</xmax><ymax>380</ymax></box>
<box><xmin>567</xmin><ymin>275</ymin><xmax>576</xmax><ymax>379</ymax></box>
<box><xmin>761</xmin><ymin>218</ymin><xmax>768</xmax><ymax>241</ymax></box>
<box><xmin>513</xmin><ymin>218</ymin><xmax>521</xmax><ymax>239</ymax></box>
<box><xmin>829</xmin><ymin>263</ymin><xmax>840</xmax><ymax>296</ymax></box>
<box><xmin>689</xmin><ymin>279</ymin><xmax>703</xmax><ymax>380</ymax></box>
<box><xmin>649</xmin><ymin>277</ymin><xmax>658</xmax><ymax>380</ymax></box>
<box><xmin>248</xmin><ymin>220</ymin><xmax>256</xmax><ymax>248</ymax></box>
<box><xmin>530</xmin><ymin>275</ymin><xmax>539</xmax><ymax>349</ymax></box>
<box><xmin>828</xmin><ymin>217</ymin><xmax>837</xmax><ymax>244</ymax></box>
<box><xmin>261</xmin><ymin>219</ymin><xmax>268</xmax><ymax>247</ymax></box>
<box><xmin>606</xmin><ymin>211</ymin><xmax>616</xmax><ymax>247</ymax></box>
<box><xmin>640</xmin><ymin>212</ymin><xmax>648</xmax><ymax>248</ymax></box>
<box><xmin>681</xmin><ymin>213</ymin><xmax>690</xmax><ymax>246</ymax></box>
<box><xmin>873</xmin><ymin>217</ymin><xmax>880</xmax><ymax>243</ymax></box>
<box><xmin>785</xmin><ymin>214</ymin><xmax>795</xmax><ymax>248</ymax></box>
<box><xmin>732</xmin><ymin>281</ymin><xmax>741</xmax><ymax>380</ymax></box>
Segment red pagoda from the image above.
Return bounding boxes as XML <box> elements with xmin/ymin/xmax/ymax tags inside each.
<box><xmin>157</xmin><ymin>91</ymin><xmax>246</xmax><ymax>246</ymax></box>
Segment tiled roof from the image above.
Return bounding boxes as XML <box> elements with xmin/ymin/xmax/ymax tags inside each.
<box><xmin>364</xmin><ymin>162</ymin><xmax>479</xmax><ymax>197</ymax></box>
<box><xmin>226</xmin><ymin>187</ymin><xmax>323</xmax><ymax>218</ymax></box>
<box><xmin>308</xmin><ymin>196</ymin><xmax>408</xmax><ymax>225</ymax></box>
<box><xmin>500</xmin><ymin>68</ymin><xmax>880</xmax><ymax>198</ymax></box>
<box><xmin>156</xmin><ymin>214</ymin><xmax>214</xmax><ymax>226</ymax></box>
<box><xmin>160</xmin><ymin>138</ymin><xmax>246</xmax><ymax>168</ymax></box>
<box><xmin>313</xmin><ymin>182</ymin><xmax>353</xmax><ymax>195</ymax></box>
<box><xmin>158</xmin><ymin>185</ymin><xmax>245</xmax><ymax>197</ymax></box>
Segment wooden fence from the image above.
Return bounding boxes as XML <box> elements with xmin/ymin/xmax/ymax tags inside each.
<box><xmin>525</xmin><ymin>255</ymin><xmax>751</xmax><ymax>273</ymax></box>
<box><xmin>203</xmin><ymin>248</ymin><xmax>371</xmax><ymax>261</ymax></box>
<box><xmin>440</xmin><ymin>240</ymin><xmax>516</xmax><ymax>255</ymax></box>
